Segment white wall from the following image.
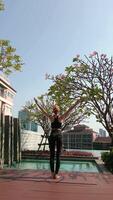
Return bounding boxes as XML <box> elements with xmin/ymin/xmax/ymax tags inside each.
<box><xmin>21</xmin><ymin>130</ymin><xmax>49</xmax><ymax>151</ymax></box>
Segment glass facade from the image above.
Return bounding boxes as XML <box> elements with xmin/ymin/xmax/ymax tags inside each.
<box><xmin>62</xmin><ymin>125</ymin><xmax>94</xmax><ymax>150</ymax></box>
<box><xmin>18</xmin><ymin>110</ymin><xmax>38</xmax><ymax>132</ymax></box>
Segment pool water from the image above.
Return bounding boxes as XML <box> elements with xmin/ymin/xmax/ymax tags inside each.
<box><xmin>12</xmin><ymin>160</ymin><xmax>100</xmax><ymax>173</ymax></box>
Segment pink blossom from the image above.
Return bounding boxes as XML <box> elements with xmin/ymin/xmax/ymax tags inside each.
<box><xmin>89</xmin><ymin>51</ymin><xmax>98</xmax><ymax>58</ymax></box>
<box><xmin>89</xmin><ymin>54</ymin><xmax>93</xmax><ymax>58</ymax></box>
<box><xmin>58</xmin><ymin>74</ymin><xmax>63</xmax><ymax>79</ymax></box>
<box><xmin>56</xmin><ymin>74</ymin><xmax>66</xmax><ymax>80</ymax></box>
<box><xmin>73</xmin><ymin>64</ymin><xmax>78</xmax><ymax>67</ymax></box>
<box><xmin>61</xmin><ymin>74</ymin><xmax>66</xmax><ymax>79</ymax></box>
<box><xmin>103</xmin><ymin>54</ymin><xmax>107</xmax><ymax>58</ymax></box>
<box><xmin>92</xmin><ymin>51</ymin><xmax>98</xmax><ymax>55</ymax></box>
<box><xmin>76</xmin><ymin>54</ymin><xmax>80</xmax><ymax>58</ymax></box>
<box><xmin>110</xmin><ymin>68</ymin><xmax>113</xmax><ymax>74</ymax></box>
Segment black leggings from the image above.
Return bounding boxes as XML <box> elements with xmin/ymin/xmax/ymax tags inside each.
<box><xmin>49</xmin><ymin>132</ymin><xmax>62</xmax><ymax>174</ymax></box>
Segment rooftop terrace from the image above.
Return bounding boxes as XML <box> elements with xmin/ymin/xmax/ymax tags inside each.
<box><xmin>0</xmin><ymin>167</ymin><xmax>113</xmax><ymax>200</ymax></box>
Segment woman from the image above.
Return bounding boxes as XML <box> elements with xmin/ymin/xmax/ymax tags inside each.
<box><xmin>34</xmin><ymin>98</ymin><xmax>81</xmax><ymax>179</ymax></box>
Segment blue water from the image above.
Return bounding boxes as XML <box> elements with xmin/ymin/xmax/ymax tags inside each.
<box><xmin>12</xmin><ymin>159</ymin><xmax>99</xmax><ymax>173</ymax></box>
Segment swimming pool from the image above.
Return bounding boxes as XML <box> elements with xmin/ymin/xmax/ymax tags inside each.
<box><xmin>11</xmin><ymin>159</ymin><xmax>100</xmax><ymax>173</ymax></box>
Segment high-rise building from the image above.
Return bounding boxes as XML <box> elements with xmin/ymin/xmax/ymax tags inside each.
<box><xmin>18</xmin><ymin>109</ymin><xmax>38</xmax><ymax>132</ymax></box>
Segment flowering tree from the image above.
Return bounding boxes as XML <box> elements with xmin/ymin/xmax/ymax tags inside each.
<box><xmin>24</xmin><ymin>73</ymin><xmax>88</xmax><ymax>151</ymax></box>
<box><xmin>55</xmin><ymin>52</ymin><xmax>113</xmax><ymax>145</ymax></box>
<box><xmin>25</xmin><ymin>87</ymin><xmax>87</xmax><ymax>134</ymax></box>
<box><xmin>0</xmin><ymin>40</ymin><xmax>23</xmax><ymax>75</ymax></box>
<box><xmin>46</xmin><ymin>73</ymin><xmax>88</xmax><ymax>129</ymax></box>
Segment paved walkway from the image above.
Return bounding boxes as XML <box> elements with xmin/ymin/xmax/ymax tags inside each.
<box><xmin>0</xmin><ymin>169</ymin><xmax>113</xmax><ymax>200</ymax></box>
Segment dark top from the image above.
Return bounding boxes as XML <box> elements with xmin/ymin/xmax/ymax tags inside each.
<box><xmin>51</xmin><ymin>116</ymin><xmax>62</xmax><ymax>129</ymax></box>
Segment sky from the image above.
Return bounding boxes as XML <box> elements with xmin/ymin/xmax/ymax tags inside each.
<box><xmin>0</xmin><ymin>0</ymin><xmax>113</xmax><ymax>133</ymax></box>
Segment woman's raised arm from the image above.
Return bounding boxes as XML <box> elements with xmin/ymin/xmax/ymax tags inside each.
<box><xmin>34</xmin><ymin>97</ymin><xmax>52</xmax><ymax>120</ymax></box>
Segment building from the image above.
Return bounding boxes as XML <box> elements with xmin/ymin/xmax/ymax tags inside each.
<box><xmin>21</xmin><ymin>130</ymin><xmax>43</xmax><ymax>151</ymax></box>
<box><xmin>0</xmin><ymin>74</ymin><xmax>16</xmax><ymax>116</ymax></box>
<box><xmin>99</xmin><ymin>128</ymin><xmax>107</xmax><ymax>137</ymax></box>
<box><xmin>62</xmin><ymin>124</ymin><xmax>98</xmax><ymax>150</ymax></box>
<box><xmin>18</xmin><ymin>109</ymin><xmax>46</xmax><ymax>151</ymax></box>
<box><xmin>93</xmin><ymin>136</ymin><xmax>111</xmax><ymax>150</ymax></box>
<box><xmin>18</xmin><ymin>109</ymin><xmax>38</xmax><ymax>132</ymax></box>
<box><xmin>0</xmin><ymin>74</ymin><xmax>17</xmax><ymax>166</ymax></box>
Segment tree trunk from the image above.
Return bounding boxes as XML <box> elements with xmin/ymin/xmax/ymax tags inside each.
<box><xmin>111</xmin><ymin>135</ymin><xmax>113</xmax><ymax>146</ymax></box>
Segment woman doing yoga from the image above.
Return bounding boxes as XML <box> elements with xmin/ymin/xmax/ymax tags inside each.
<box><xmin>34</xmin><ymin>98</ymin><xmax>81</xmax><ymax>179</ymax></box>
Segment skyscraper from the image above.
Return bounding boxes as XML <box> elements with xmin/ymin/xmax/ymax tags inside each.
<box><xmin>18</xmin><ymin>109</ymin><xmax>38</xmax><ymax>132</ymax></box>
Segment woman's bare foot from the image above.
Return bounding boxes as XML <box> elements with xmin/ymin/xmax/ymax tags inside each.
<box><xmin>54</xmin><ymin>174</ymin><xmax>60</xmax><ymax>179</ymax></box>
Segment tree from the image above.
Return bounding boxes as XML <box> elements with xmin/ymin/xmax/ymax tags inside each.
<box><xmin>24</xmin><ymin>70</ymin><xmax>88</xmax><ymax>151</ymax></box>
<box><xmin>0</xmin><ymin>0</ymin><xmax>4</xmax><ymax>11</ymax></box>
<box><xmin>59</xmin><ymin>52</ymin><xmax>113</xmax><ymax>145</ymax></box>
<box><xmin>47</xmin><ymin>73</ymin><xmax>88</xmax><ymax>130</ymax></box>
<box><xmin>24</xmin><ymin>94</ymin><xmax>53</xmax><ymax>136</ymax></box>
<box><xmin>24</xmin><ymin>90</ymin><xmax>87</xmax><ymax>139</ymax></box>
<box><xmin>24</xmin><ymin>94</ymin><xmax>54</xmax><ymax>150</ymax></box>
<box><xmin>0</xmin><ymin>2</ymin><xmax>23</xmax><ymax>74</ymax></box>
<box><xmin>0</xmin><ymin>40</ymin><xmax>24</xmax><ymax>75</ymax></box>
